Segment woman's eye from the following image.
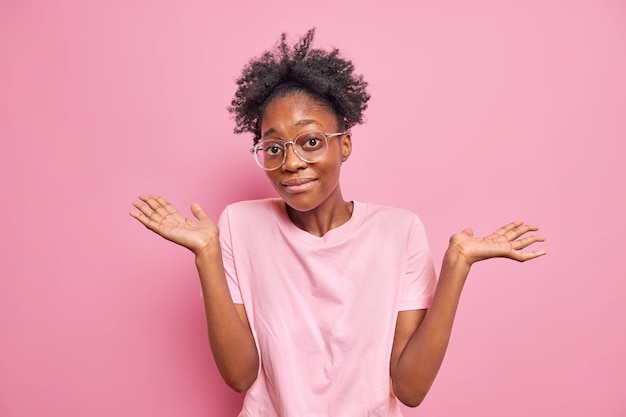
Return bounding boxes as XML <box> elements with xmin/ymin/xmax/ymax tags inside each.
<box><xmin>302</xmin><ymin>137</ymin><xmax>322</xmax><ymax>150</ymax></box>
<box><xmin>264</xmin><ymin>145</ymin><xmax>282</xmax><ymax>156</ymax></box>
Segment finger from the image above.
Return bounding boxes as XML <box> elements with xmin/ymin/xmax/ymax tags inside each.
<box><xmin>190</xmin><ymin>202</ymin><xmax>208</xmax><ymax>220</ymax></box>
<box><xmin>155</xmin><ymin>196</ymin><xmax>179</xmax><ymax>215</ymax></box>
<box><xmin>129</xmin><ymin>210</ymin><xmax>161</xmax><ymax>232</ymax></box>
<box><xmin>514</xmin><ymin>249</ymin><xmax>548</xmax><ymax>262</ymax></box>
<box><xmin>129</xmin><ymin>210</ymin><xmax>143</xmax><ymax>221</ymax></box>
<box><xmin>142</xmin><ymin>194</ymin><xmax>170</xmax><ymax>218</ymax></box>
<box><xmin>504</xmin><ymin>223</ymin><xmax>539</xmax><ymax>241</ymax></box>
<box><xmin>132</xmin><ymin>199</ymin><xmax>160</xmax><ymax>220</ymax></box>
<box><xmin>493</xmin><ymin>221</ymin><xmax>524</xmax><ymax>236</ymax></box>
<box><xmin>511</xmin><ymin>235</ymin><xmax>545</xmax><ymax>250</ymax></box>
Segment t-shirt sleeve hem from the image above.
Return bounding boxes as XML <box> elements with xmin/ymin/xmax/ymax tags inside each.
<box><xmin>397</xmin><ymin>299</ymin><xmax>432</xmax><ymax>311</ymax></box>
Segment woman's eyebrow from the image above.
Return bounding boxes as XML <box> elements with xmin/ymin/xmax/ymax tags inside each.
<box><xmin>262</xmin><ymin>127</ymin><xmax>277</xmax><ymax>137</ymax></box>
<box><xmin>294</xmin><ymin>119</ymin><xmax>318</xmax><ymax>127</ymax></box>
<box><xmin>262</xmin><ymin>119</ymin><xmax>319</xmax><ymax>137</ymax></box>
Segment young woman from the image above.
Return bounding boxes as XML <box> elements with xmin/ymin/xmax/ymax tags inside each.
<box><xmin>130</xmin><ymin>29</ymin><xmax>546</xmax><ymax>416</ymax></box>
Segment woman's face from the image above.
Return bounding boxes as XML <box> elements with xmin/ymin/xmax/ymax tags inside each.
<box><xmin>259</xmin><ymin>93</ymin><xmax>351</xmax><ymax>213</ymax></box>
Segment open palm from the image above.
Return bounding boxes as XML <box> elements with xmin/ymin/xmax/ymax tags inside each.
<box><xmin>450</xmin><ymin>221</ymin><xmax>546</xmax><ymax>265</ymax></box>
<box><xmin>130</xmin><ymin>194</ymin><xmax>219</xmax><ymax>254</ymax></box>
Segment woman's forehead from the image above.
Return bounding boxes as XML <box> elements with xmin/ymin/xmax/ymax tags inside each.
<box><xmin>261</xmin><ymin>94</ymin><xmax>338</xmax><ymax>135</ymax></box>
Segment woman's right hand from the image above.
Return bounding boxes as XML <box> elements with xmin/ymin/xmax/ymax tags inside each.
<box><xmin>130</xmin><ymin>194</ymin><xmax>219</xmax><ymax>255</ymax></box>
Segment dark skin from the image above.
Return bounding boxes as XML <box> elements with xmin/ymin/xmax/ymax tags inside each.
<box><xmin>130</xmin><ymin>92</ymin><xmax>546</xmax><ymax>404</ymax></box>
<box><xmin>260</xmin><ymin>93</ymin><xmax>353</xmax><ymax>236</ymax></box>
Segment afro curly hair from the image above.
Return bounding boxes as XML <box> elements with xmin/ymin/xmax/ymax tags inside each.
<box><xmin>228</xmin><ymin>28</ymin><xmax>370</xmax><ymax>144</ymax></box>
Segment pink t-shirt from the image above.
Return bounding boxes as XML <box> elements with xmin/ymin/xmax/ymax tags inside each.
<box><xmin>218</xmin><ymin>199</ymin><xmax>437</xmax><ymax>417</ymax></box>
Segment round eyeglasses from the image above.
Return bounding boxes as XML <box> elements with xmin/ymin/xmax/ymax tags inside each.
<box><xmin>250</xmin><ymin>130</ymin><xmax>350</xmax><ymax>171</ymax></box>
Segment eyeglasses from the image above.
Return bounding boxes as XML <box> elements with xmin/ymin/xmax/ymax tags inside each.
<box><xmin>250</xmin><ymin>130</ymin><xmax>350</xmax><ymax>171</ymax></box>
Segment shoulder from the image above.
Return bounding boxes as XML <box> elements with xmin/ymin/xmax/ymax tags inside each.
<box><xmin>359</xmin><ymin>201</ymin><xmax>425</xmax><ymax>228</ymax></box>
<box><xmin>218</xmin><ymin>198</ymin><xmax>282</xmax><ymax>235</ymax></box>
<box><xmin>222</xmin><ymin>198</ymin><xmax>278</xmax><ymax>216</ymax></box>
<box><xmin>218</xmin><ymin>198</ymin><xmax>280</xmax><ymax>228</ymax></box>
<box><xmin>355</xmin><ymin>202</ymin><xmax>430</xmax><ymax>245</ymax></box>
<box><xmin>361</xmin><ymin>201</ymin><xmax>416</xmax><ymax>217</ymax></box>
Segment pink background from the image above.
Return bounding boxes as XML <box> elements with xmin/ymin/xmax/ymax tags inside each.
<box><xmin>1</xmin><ymin>1</ymin><xmax>625</xmax><ymax>416</ymax></box>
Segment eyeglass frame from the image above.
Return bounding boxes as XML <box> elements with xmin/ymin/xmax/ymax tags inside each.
<box><xmin>249</xmin><ymin>130</ymin><xmax>351</xmax><ymax>171</ymax></box>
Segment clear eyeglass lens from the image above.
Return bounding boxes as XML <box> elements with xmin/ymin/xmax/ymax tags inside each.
<box><xmin>257</xmin><ymin>131</ymin><xmax>328</xmax><ymax>170</ymax></box>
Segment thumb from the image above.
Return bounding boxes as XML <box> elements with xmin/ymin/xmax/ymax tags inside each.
<box><xmin>461</xmin><ymin>227</ymin><xmax>474</xmax><ymax>237</ymax></box>
<box><xmin>190</xmin><ymin>202</ymin><xmax>208</xmax><ymax>220</ymax></box>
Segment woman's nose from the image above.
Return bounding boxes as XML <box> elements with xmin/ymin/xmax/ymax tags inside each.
<box><xmin>281</xmin><ymin>143</ymin><xmax>307</xmax><ymax>171</ymax></box>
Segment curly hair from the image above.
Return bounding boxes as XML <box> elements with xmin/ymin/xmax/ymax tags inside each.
<box><xmin>228</xmin><ymin>28</ymin><xmax>370</xmax><ymax>144</ymax></box>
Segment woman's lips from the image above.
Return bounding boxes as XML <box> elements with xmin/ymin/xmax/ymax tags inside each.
<box><xmin>281</xmin><ymin>178</ymin><xmax>317</xmax><ymax>193</ymax></box>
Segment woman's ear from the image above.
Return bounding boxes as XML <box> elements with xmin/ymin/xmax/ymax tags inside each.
<box><xmin>341</xmin><ymin>133</ymin><xmax>352</xmax><ymax>162</ymax></box>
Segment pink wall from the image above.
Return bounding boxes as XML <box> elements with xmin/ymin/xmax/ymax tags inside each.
<box><xmin>1</xmin><ymin>1</ymin><xmax>624</xmax><ymax>416</ymax></box>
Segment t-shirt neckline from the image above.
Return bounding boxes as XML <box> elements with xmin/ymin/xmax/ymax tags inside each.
<box><xmin>272</xmin><ymin>199</ymin><xmax>366</xmax><ymax>245</ymax></box>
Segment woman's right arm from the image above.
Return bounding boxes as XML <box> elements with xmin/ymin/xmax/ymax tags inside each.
<box><xmin>130</xmin><ymin>194</ymin><xmax>259</xmax><ymax>392</ymax></box>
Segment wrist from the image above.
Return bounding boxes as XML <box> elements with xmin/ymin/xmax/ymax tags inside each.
<box><xmin>441</xmin><ymin>247</ymin><xmax>472</xmax><ymax>277</ymax></box>
<box><xmin>193</xmin><ymin>236</ymin><xmax>221</xmax><ymax>259</ymax></box>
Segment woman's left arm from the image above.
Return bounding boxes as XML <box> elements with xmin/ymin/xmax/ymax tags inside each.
<box><xmin>390</xmin><ymin>221</ymin><xmax>546</xmax><ymax>407</ymax></box>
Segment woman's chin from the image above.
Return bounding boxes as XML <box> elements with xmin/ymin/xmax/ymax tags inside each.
<box><xmin>282</xmin><ymin>197</ymin><xmax>319</xmax><ymax>214</ymax></box>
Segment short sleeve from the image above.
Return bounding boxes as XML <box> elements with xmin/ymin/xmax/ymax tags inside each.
<box><xmin>398</xmin><ymin>216</ymin><xmax>437</xmax><ymax>311</ymax></box>
<box><xmin>218</xmin><ymin>206</ymin><xmax>244</xmax><ymax>304</ymax></box>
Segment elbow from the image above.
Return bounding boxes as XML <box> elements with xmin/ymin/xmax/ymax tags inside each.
<box><xmin>220</xmin><ymin>361</ymin><xmax>259</xmax><ymax>393</ymax></box>
<box><xmin>392</xmin><ymin>379</ymin><xmax>429</xmax><ymax>408</ymax></box>
<box><xmin>395</xmin><ymin>390</ymin><xmax>426</xmax><ymax>408</ymax></box>
<box><xmin>228</xmin><ymin>380</ymin><xmax>254</xmax><ymax>393</ymax></box>
<box><xmin>225</xmin><ymin>373</ymin><xmax>257</xmax><ymax>393</ymax></box>
<box><xmin>219</xmin><ymin>353</ymin><xmax>259</xmax><ymax>393</ymax></box>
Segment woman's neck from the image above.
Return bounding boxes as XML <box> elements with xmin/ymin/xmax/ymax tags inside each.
<box><xmin>285</xmin><ymin>197</ymin><xmax>354</xmax><ymax>237</ymax></box>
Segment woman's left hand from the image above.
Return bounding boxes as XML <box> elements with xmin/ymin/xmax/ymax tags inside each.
<box><xmin>448</xmin><ymin>221</ymin><xmax>546</xmax><ymax>266</ymax></box>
